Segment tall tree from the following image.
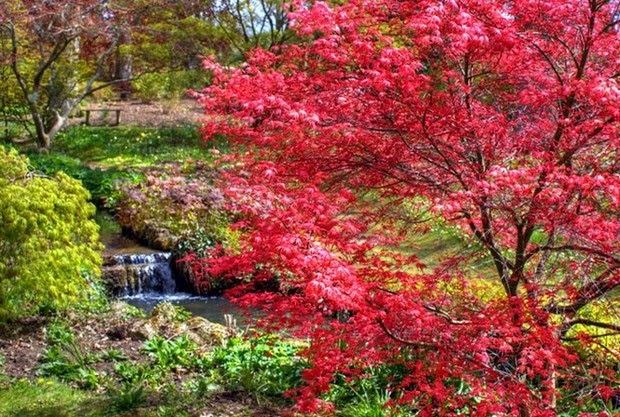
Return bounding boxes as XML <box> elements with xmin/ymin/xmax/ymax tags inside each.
<box><xmin>197</xmin><ymin>0</ymin><xmax>620</xmax><ymax>414</ymax></box>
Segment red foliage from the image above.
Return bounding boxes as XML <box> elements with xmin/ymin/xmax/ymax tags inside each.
<box><xmin>195</xmin><ymin>0</ymin><xmax>620</xmax><ymax>414</ymax></box>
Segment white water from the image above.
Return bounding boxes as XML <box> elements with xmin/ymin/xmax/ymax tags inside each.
<box><xmin>111</xmin><ymin>251</ymin><xmax>176</xmax><ymax>296</ymax></box>
<box><xmin>105</xmin><ymin>243</ymin><xmax>247</xmax><ymax>324</ymax></box>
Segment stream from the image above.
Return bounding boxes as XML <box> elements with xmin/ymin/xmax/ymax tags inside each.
<box><xmin>100</xmin><ymin>215</ymin><xmax>247</xmax><ymax>326</ymax></box>
<box><xmin>123</xmin><ymin>294</ymin><xmax>247</xmax><ymax>325</ymax></box>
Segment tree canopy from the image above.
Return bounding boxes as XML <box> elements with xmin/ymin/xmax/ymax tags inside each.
<box><xmin>197</xmin><ymin>0</ymin><xmax>620</xmax><ymax>414</ymax></box>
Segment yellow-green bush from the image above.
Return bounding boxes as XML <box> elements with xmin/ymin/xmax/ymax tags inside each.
<box><xmin>0</xmin><ymin>147</ymin><xmax>102</xmax><ymax>320</ymax></box>
<box><xmin>132</xmin><ymin>70</ymin><xmax>209</xmax><ymax>102</ymax></box>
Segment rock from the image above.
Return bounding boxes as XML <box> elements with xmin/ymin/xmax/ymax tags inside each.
<box><xmin>173</xmin><ymin>257</ymin><xmax>231</xmax><ymax>296</ymax></box>
<box><xmin>173</xmin><ymin>258</ymin><xmax>206</xmax><ymax>295</ymax></box>
<box><xmin>102</xmin><ymin>254</ymin><xmax>121</xmax><ymax>267</ymax></box>
<box><xmin>126</xmin><ymin>304</ymin><xmax>229</xmax><ymax>346</ymax></box>
<box><xmin>143</xmin><ymin>225</ymin><xmax>177</xmax><ymax>251</ymax></box>
<box><xmin>152</xmin><ymin>228</ymin><xmax>175</xmax><ymax>251</ymax></box>
<box><xmin>149</xmin><ymin>302</ymin><xmax>179</xmax><ymax>328</ymax></box>
<box><xmin>181</xmin><ymin>316</ymin><xmax>228</xmax><ymax>347</ymax></box>
<box><xmin>108</xmin><ymin>300</ymin><xmax>145</xmax><ymax>319</ymax></box>
<box><xmin>127</xmin><ymin>321</ymin><xmax>157</xmax><ymax>341</ymax></box>
<box><xmin>101</xmin><ymin>265</ymin><xmax>128</xmax><ymax>295</ymax></box>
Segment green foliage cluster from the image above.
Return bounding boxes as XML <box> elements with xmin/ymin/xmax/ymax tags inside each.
<box><xmin>132</xmin><ymin>70</ymin><xmax>209</xmax><ymax>103</ymax></box>
<box><xmin>108</xmin><ymin>379</ymin><xmax>148</xmax><ymax>413</ymax></box>
<box><xmin>27</xmin><ymin>152</ymin><xmax>140</xmax><ymax>207</ymax></box>
<box><xmin>209</xmin><ymin>334</ymin><xmax>307</xmax><ymax>399</ymax></box>
<box><xmin>326</xmin><ymin>364</ymin><xmax>411</xmax><ymax>417</ymax></box>
<box><xmin>39</xmin><ymin>320</ymin><xmax>102</xmax><ymax>390</ymax></box>
<box><xmin>0</xmin><ymin>147</ymin><xmax>102</xmax><ymax>320</ymax></box>
<box><xmin>143</xmin><ymin>336</ymin><xmax>197</xmax><ymax>370</ymax></box>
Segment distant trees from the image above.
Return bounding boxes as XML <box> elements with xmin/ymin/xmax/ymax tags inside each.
<box><xmin>210</xmin><ymin>0</ymin><xmax>290</xmax><ymax>60</ymax></box>
<box><xmin>0</xmin><ymin>1</ymin><xmax>138</xmax><ymax>149</ymax></box>
<box><xmin>0</xmin><ymin>146</ymin><xmax>101</xmax><ymax>320</ymax></box>
<box><xmin>0</xmin><ymin>0</ymin><xmax>144</xmax><ymax>148</ymax></box>
<box><xmin>0</xmin><ymin>0</ymin><xmax>291</xmax><ymax>149</ymax></box>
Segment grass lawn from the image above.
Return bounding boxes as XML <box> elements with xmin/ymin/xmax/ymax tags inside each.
<box><xmin>0</xmin><ymin>379</ymin><xmax>106</xmax><ymax>417</ymax></box>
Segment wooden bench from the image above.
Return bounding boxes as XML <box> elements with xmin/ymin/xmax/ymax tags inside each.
<box><xmin>84</xmin><ymin>108</ymin><xmax>122</xmax><ymax>126</ymax></box>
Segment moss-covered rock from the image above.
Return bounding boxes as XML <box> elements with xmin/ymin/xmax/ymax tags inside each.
<box><xmin>180</xmin><ymin>316</ymin><xmax>228</xmax><ymax>347</ymax></box>
<box><xmin>127</xmin><ymin>321</ymin><xmax>158</xmax><ymax>341</ymax></box>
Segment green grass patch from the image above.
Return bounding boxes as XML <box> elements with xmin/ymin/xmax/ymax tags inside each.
<box><xmin>53</xmin><ymin>125</ymin><xmax>214</xmax><ymax>169</ymax></box>
<box><xmin>26</xmin><ymin>152</ymin><xmax>142</xmax><ymax>206</ymax></box>
<box><xmin>0</xmin><ymin>379</ymin><xmax>107</xmax><ymax>417</ymax></box>
<box><xmin>25</xmin><ymin>125</ymin><xmax>219</xmax><ymax>206</ymax></box>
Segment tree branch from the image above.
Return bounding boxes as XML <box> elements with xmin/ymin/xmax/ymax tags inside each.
<box><xmin>547</xmin><ymin>266</ymin><xmax>620</xmax><ymax>314</ymax></box>
<box><xmin>376</xmin><ymin>318</ymin><xmax>437</xmax><ymax>349</ymax></box>
<box><xmin>422</xmin><ymin>303</ymin><xmax>471</xmax><ymax>325</ymax></box>
<box><xmin>566</xmin><ymin>318</ymin><xmax>620</xmax><ymax>333</ymax></box>
<box><xmin>527</xmin><ymin>244</ymin><xmax>620</xmax><ymax>265</ymax></box>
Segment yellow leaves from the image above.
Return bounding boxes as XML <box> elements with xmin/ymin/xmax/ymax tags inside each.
<box><xmin>0</xmin><ymin>147</ymin><xmax>102</xmax><ymax>320</ymax></box>
<box><xmin>0</xmin><ymin>147</ymin><xmax>28</xmax><ymax>180</ymax></box>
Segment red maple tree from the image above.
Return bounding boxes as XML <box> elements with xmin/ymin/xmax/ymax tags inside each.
<box><xmin>195</xmin><ymin>0</ymin><xmax>620</xmax><ymax>414</ymax></box>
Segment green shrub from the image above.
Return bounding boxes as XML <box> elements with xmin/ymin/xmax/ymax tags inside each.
<box><xmin>27</xmin><ymin>152</ymin><xmax>142</xmax><ymax>206</ymax></box>
<box><xmin>142</xmin><ymin>336</ymin><xmax>197</xmax><ymax>370</ymax></box>
<box><xmin>0</xmin><ymin>147</ymin><xmax>102</xmax><ymax>320</ymax></box>
<box><xmin>132</xmin><ymin>70</ymin><xmax>209</xmax><ymax>102</ymax></box>
<box><xmin>209</xmin><ymin>334</ymin><xmax>307</xmax><ymax>399</ymax></box>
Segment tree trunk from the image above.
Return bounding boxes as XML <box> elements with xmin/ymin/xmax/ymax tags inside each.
<box><xmin>31</xmin><ymin>112</ymin><xmax>51</xmax><ymax>150</ymax></box>
<box><xmin>114</xmin><ymin>29</ymin><xmax>133</xmax><ymax>100</ymax></box>
<box><xmin>30</xmin><ymin>100</ymin><xmax>75</xmax><ymax>150</ymax></box>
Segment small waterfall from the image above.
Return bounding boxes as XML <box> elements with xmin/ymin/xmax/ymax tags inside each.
<box><xmin>103</xmin><ymin>251</ymin><xmax>176</xmax><ymax>296</ymax></box>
